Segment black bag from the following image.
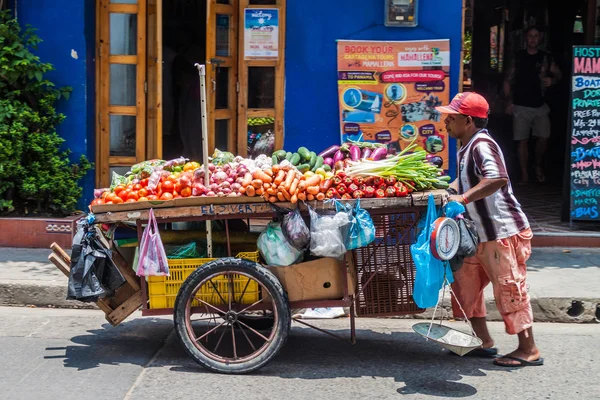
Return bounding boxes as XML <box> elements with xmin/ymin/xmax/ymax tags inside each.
<box><xmin>449</xmin><ymin>217</ymin><xmax>479</xmax><ymax>272</ymax></box>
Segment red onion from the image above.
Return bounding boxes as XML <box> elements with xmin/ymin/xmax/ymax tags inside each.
<box><xmin>93</xmin><ymin>188</ymin><xmax>109</xmax><ymax>198</ymax></box>
<box><xmin>226</xmin><ymin>177</ymin><xmax>234</xmax><ymax>184</ymax></box>
<box><xmin>206</xmin><ymin>191</ymin><xmax>216</xmax><ymax>196</ymax></box>
<box><xmin>231</xmin><ymin>183</ymin><xmax>241</xmax><ymax>191</ymax></box>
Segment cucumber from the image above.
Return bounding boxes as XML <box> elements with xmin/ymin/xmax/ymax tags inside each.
<box><xmin>274</xmin><ymin>150</ymin><xmax>287</xmax><ymax>160</ymax></box>
<box><xmin>290</xmin><ymin>153</ymin><xmax>301</xmax><ymax>166</ymax></box>
<box><xmin>311</xmin><ymin>156</ymin><xmax>324</xmax><ymax>172</ymax></box>
<box><xmin>285</xmin><ymin>152</ymin><xmax>293</xmax><ymax>161</ymax></box>
<box><xmin>298</xmin><ymin>147</ymin><xmax>311</xmax><ymax>161</ymax></box>
<box><xmin>272</xmin><ymin>154</ymin><xmax>278</xmax><ymax>165</ymax></box>
<box><xmin>297</xmin><ymin>163</ymin><xmax>311</xmax><ymax>173</ymax></box>
<box><xmin>432</xmin><ymin>181</ymin><xmax>450</xmax><ymax>189</ymax></box>
<box><xmin>323</xmin><ymin>164</ymin><xmax>331</xmax><ymax>172</ymax></box>
<box><xmin>309</xmin><ymin>152</ymin><xmax>317</xmax><ymax>168</ymax></box>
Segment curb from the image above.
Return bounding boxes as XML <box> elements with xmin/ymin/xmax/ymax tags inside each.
<box><xmin>1</xmin><ymin>281</ymin><xmax>599</xmax><ymax>324</ymax></box>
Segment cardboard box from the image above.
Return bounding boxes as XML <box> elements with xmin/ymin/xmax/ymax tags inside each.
<box><xmin>267</xmin><ymin>257</ymin><xmax>357</xmax><ymax>302</ymax></box>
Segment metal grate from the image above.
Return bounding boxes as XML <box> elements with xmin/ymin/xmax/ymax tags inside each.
<box><xmin>353</xmin><ymin>211</ymin><xmax>424</xmax><ymax>317</ymax></box>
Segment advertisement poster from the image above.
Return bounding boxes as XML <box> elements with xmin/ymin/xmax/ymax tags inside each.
<box><xmin>337</xmin><ymin>39</ymin><xmax>451</xmax><ymax>169</ymax></box>
<box><xmin>244</xmin><ymin>9</ymin><xmax>279</xmax><ymax>59</ymax></box>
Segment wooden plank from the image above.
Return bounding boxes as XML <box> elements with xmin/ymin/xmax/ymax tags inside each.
<box><xmin>136</xmin><ymin>0</ymin><xmax>147</xmax><ymax>165</ymax></box>
<box><xmin>99</xmin><ymin>0</ymin><xmax>111</xmax><ymax>188</ymax></box>
<box><xmin>108</xmin><ymin>156</ymin><xmax>137</xmax><ymax>165</ymax></box>
<box><xmin>214</xmin><ymin>109</ymin><xmax>234</xmax><ymax>119</ymax></box>
<box><xmin>246</xmin><ymin>109</ymin><xmax>275</xmax><ymax>118</ymax></box>
<box><xmin>110</xmin><ymin>247</ymin><xmax>141</xmax><ymax>291</ymax></box>
<box><xmin>229</xmin><ymin>3</ymin><xmax>239</xmax><ymax>155</ymax></box>
<box><xmin>108</xmin><ymin>105</ymin><xmax>137</xmax><ymax>115</ymax></box>
<box><xmin>95</xmin><ymin>0</ymin><xmax>102</xmax><ymax>187</ymax></box>
<box><xmin>109</xmin><ymin>55</ymin><xmax>137</xmax><ymax>64</ymax></box>
<box><xmin>206</xmin><ymin>0</ymin><xmax>217</xmax><ymax>155</ymax></box>
<box><xmin>237</xmin><ymin>0</ymin><xmax>249</xmax><ymax>157</ymax></box>
<box><xmin>274</xmin><ymin>0</ymin><xmax>286</xmax><ymax>152</ymax></box>
<box><xmin>243</xmin><ymin>60</ymin><xmax>278</xmax><ymax>67</ymax></box>
<box><xmin>50</xmin><ymin>242</ymin><xmax>71</xmax><ymax>267</ymax></box>
<box><xmin>107</xmin><ymin>3</ymin><xmax>138</xmax><ymax>13</ymax></box>
<box><xmin>107</xmin><ymin>290</ymin><xmax>143</xmax><ymax>326</ymax></box>
<box><xmin>48</xmin><ymin>253</ymin><xmax>70</xmax><ymax>277</ymax></box>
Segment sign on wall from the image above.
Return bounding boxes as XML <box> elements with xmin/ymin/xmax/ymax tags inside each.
<box><xmin>244</xmin><ymin>8</ymin><xmax>279</xmax><ymax>59</ymax></box>
<box><xmin>569</xmin><ymin>46</ymin><xmax>600</xmax><ymax>221</ymax></box>
<box><xmin>337</xmin><ymin>39</ymin><xmax>451</xmax><ymax>169</ymax></box>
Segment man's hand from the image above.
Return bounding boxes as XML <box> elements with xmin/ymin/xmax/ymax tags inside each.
<box><xmin>542</xmin><ymin>77</ymin><xmax>553</xmax><ymax>87</ymax></box>
<box><xmin>505</xmin><ymin>102</ymin><xmax>514</xmax><ymax>115</ymax></box>
<box><xmin>448</xmin><ymin>195</ymin><xmax>465</xmax><ymax>204</ymax></box>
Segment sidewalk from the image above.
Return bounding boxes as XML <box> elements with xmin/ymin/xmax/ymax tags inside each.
<box><xmin>0</xmin><ymin>247</ymin><xmax>599</xmax><ymax>323</ymax></box>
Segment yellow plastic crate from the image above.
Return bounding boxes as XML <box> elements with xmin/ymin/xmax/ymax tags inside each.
<box><xmin>148</xmin><ymin>251</ymin><xmax>260</xmax><ymax>309</ymax></box>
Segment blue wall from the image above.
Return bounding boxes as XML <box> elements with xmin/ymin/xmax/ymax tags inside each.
<box><xmin>14</xmin><ymin>0</ymin><xmax>96</xmax><ymax>209</ymax></box>
<box><xmin>284</xmin><ymin>0</ymin><xmax>462</xmax><ymax>175</ymax></box>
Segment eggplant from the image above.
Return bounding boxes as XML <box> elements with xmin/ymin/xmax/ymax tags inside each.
<box><xmin>371</xmin><ymin>147</ymin><xmax>388</xmax><ymax>161</ymax></box>
<box><xmin>333</xmin><ymin>150</ymin><xmax>345</xmax><ymax>164</ymax></box>
<box><xmin>362</xmin><ymin>148</ymin><xmax>372</xmax><ymax>159</ymax></box>
<box><xmin>349</xmin><ymin>145</ymin><xmax>361</xmax><ymax>161</ymax></box>
<box><xmin>323</xmin><ymin>157</ymin><xmax>334</xmax><ymax>167</ymax></box>
<box><xmin>318</xmin><ymin>145</ymin><xmax>340</xmax><ymax>158</ymax></box>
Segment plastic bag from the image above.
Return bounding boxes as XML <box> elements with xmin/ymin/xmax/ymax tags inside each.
<box><xmin>410</xmin><ymin>195</ymin><xmax>454</xmax><ymax>309</ymax></box>
<box><xmin>136</xmin><ymin>209</ymin><xmax>170</xmax><ymax>276</ymax></box>
<box><xmin>336</xmin><ymin>199</ymin><xmax>375</xmax><ymax>250</ymax></box>
<box><xmin>449</xmin><ymin>217</ymin><xmax>479</xmax><ymax>272</ymax></box>
<box><xmin>257</xmin><ymin>222</ymin><xmax>304</xmax><ymax>266</ymax></box>
<box><xmin>308</xmin><ymin>205</ymin><xmax>350</xmax><ymax>259</ymax></box>
<box><xmin>272</xmin><ymin>205</ymin><xmax>311</xmax><ymax>251</ymax></box>
<box><xmin>109</xmin><ymin>171</ymin><xmax>128</xmax><ymax>191</ymax></box>
<box><xmin>211</xmin><ymin>149</ymin><xmax>235</xmax><ymax>166</ymax></box>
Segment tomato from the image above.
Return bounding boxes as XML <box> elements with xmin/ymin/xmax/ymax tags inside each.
<box><xmin>127</xmin><ymin>191</ymin><xmax>139</xmax><ymax>201</ymax></box>
<box><xmin>162</xmin><ymin>180</ymin><xmax>174</xmax><ymax>192</ymax></box>
<box><xmin>168</xmin><ymin>174</ymin><xmax>179</xmax><ymax>182</ymax></box>
<box><xmin>118</xmin><ymin>190</ymin><xmax>130</xmax><ymax>202</ymax></box>
<box><xmin>147</xmin><ymin>195</ymin><xmax>159</xmax><ymax>201</ymax></box>
<box><xmin>133</xmin><ymin>183</ymin><xmax>143</xmax><ymax>191</ymax></box>
<box><xmin>105</xmin><ymin>193</ymin><xmax>119</xmax><ymax>203</ymax></box>
<box><xmin>172</xmin><ymin>191</ymin><xmax>179</xmax><ymax>197</ymax></box>
<box><xmin>160</xmin><ymin>192</ymin><xmax>174</xmax><ymax>201</ymax></box>
<box><xmin>101</xmin><ymin>191</ymin><xmax>110</xmax><ymax>200</ymax></box>
<box><xmin>180</xmin><ymin>187</ymin><xmax>192</xmax><ymax>197</ymax></box>
<box><xmin>105</xmin><ymin>201</ymin><xmax>114</xmax><ymax>205</ymax></box>
<box><xmin>114</xmin><ymin>185</ymin><xmax>126</xmax><ymax>195</ymax></box>
<box><xmin>173</xmin><ymin>194</ymin><xmax>182</xmax><ymax>199</ymax></box>
<box><xmin>174</xmin><ymin>182</ymin><xmax>186</xmax><ymax>193</ymax></box>
<box><xmin>112</xmin><ymin>197</ymin><xmax>124</xmax><ymax>204</ymax></box>
<box><xmin>125</xmin><ymin>199</ymin><xmax>137</xmax><ymax>203</ymax></box>
<box><xmin>126</xmin><ymin>184</ymin><xmax>134</xmax><ymax>191</ymax></box>
<box><xmin>90</xmin><ymin>198</ymin><xmax>105</xmax><ymax>206</ymax></box>
<box><xmin>138</xmin><ymin>188</ymin><xmax>148</xmax><ymax>198</ymax></box>
<box><xmin>140</xmin><ymin>178</ymin><xmax>149</xmax><ymax>187</ymax></box>
<box><xmin>138</xmin><ymin>196</ymin><xmax>149</xmax><ymax>202</ymax></box>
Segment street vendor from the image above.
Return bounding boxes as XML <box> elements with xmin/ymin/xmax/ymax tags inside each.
<box><xmin>435</xmin><ymin>92</ymin><xmax>543</xmax><ymax>367</ymax></box>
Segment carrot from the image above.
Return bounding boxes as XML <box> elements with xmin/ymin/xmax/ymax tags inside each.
<box><xmin>264</xmin><ymin>183</ymin><xmax>271</xmax><ymax>189</ymax></box>
<box><xmin>281</xmin><ymin>188</ymin><xmax>291</xmax><ymax>201</ymax></box>
<box><xmin>255</xmin><ymin>188</ymin><xmax>264</xmax><ymax>196</ymax></box>
<box><xmin>289</xmin><ymin>178</ymin><xmax>300</xmax><ymax>195</ymax></box>
<box><xmin>264</xmin><ymin>168</ymin><xmax>273</xmax><ymax>177</ymax></box>
<box><xmin>320</xmin><ymin>178</ymin><xmax>332</xmax><ymax>192</ymax></box>
<box><xmin>246</xmin><ymin>186</ymin><xmax>256</xmax><ymax>197</ymax></box>
<box><xmin>291</xmin><ymin>194</ymin><xmax>298</xmax><ymax>204</ymax></box>
<box><xmin>252</xmin><ymin>179</ymin><xmax>263</xmax><ymax>189</ymax></box>
<box><xmin>277</xmin><ymin>191</ymin><xmax>286</xmax><ymax>202</ymax></box>
<box><xmin>253</xmin><ymin>169</ymin><xmax>273</xmax><ymax>183</ymax></box>
<box><xmin>274</xmin><ymin>170</ymin><xmax>286</xmax><ymax>186</ymax></box>
<box><xmin>284</xmin><ymin>170</ymin><xmax>295</xmax><ymax>191</ymax></box>
<box><xmin>307</xmin><ymin>185</ymin><xmax>320</xmax><ymax>195</ymax></box>
<box><xmin>299</xmin><ymin>175</ymin><xmax>321</xmax><ymax>191</ymax></box>
<box><xmin>307</xmin><ymin>194</ymin><xmax>315</xmax><ymax>201</ymax></box>
<box><xmin>269</xmin><ymin>196</ymin><xmax>278</xmax><ymax>203</ymax></box>
<box><xmin>298</xmin><ymin>192</ymin><xmax>307</xmax><ymax>201</ymax></box>
<box><xmin>242</xmin><ymin>173</ymin><xmax>253</xmax><ymax>187</ymax></box>
<box><xmin>266</xmin><ymin>188</ymin><xmax>277</xmax><ymax>196</ymax></box>
<box><xmin>316</xmin><ymin>193</ymin><xmax>325</xmax><ymax>201</ymax></box>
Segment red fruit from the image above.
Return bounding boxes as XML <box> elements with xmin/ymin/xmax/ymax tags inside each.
<box><xmin>384</xmin><ymin>177</ymin><xmax>397</xmax><ymax>186</ymax></box>
<box><xmin>160</xmin><ymin>192</ymin><xmax>174</xmax><ymax>201</ymax></box>
<box><xmin>343</xmin><ymin>177</ymin><xmax>354</xmax><ymax>186</ymax></box>
<box><xmin>353</xmin><ymin>177</ymin><xmax>364</xmax><ymax>186</ymax></box>
<box><xmin>353</xmin><ymin>190</ymin><xmax>364</xmax><ymax>199</ymax></box>
<box><xmin>180</xmin><ymin>187</ymin><xmax>192</xmax><ymax>197</ymax></box>
<box><xmin>162</xmin><ymin>180</ymin><xmax>174</xmax><ymax>192</ymax></box>
<box><xmin>348</xmin><ymin>183</ymin><xmax>359</xmax><ymax>193</ymax></box>
<box><xmin>375</xmin><ymin>189</ymin><xmax>386</xmax><ymax>198</ymax></box>
<box><xmin>394</xmin><ymin>182</ymin><xmax>408</xmax><ymax>197</ymax></box>
<box><xmin>341</xmin><ymin>193</ymin><xmax>353</xmax><ymax>200</ymax></box>
<box><xmin>326</xmin><ymin>188</ymin><xmax>340</xmax><ymax>199</ymax></box>
<box><xmin>385</xmin><ymin>186</ymin><xmax>396</xmax><ymax>197</ymax></box>
<box><xmin>373</xmin><ymin>177</ymin><xmax>384</xmax><ymax>187</ymax></box>
<box><xmin>336</xmin><ymin>184</ymin><xmax>347</xmax><ymax>195</ymax></box>
<box><xmin>364</xmin><ymin>186</ymin><xmax>375</xmax><ymax>198</ymax></box>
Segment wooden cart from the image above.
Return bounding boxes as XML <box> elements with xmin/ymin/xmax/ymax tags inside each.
<box><xmin>49</xmin><ymin>190</ymin><xmax>445</xmax><ymax>374</ymax></box>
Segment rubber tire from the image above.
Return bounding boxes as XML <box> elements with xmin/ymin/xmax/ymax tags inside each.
<box><xmin>174</xmin><ymin>258</ymin><xmax>291</xmax><ymax>374</ymax></box>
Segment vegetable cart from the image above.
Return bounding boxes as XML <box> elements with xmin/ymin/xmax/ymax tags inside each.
<box><xmin>48</xmin><ymin>191</ymin><xmax>446</xmax><ymax>374</ymax></box>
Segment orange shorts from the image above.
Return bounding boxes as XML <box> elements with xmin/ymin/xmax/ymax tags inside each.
<box><xmin>450</xmin><ymin>228</ymin><xmax>534</xmax><ymax>335</ymax></box>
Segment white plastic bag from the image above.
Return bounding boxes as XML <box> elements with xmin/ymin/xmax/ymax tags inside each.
<box><xmin>136</xmin><ymin>209</ymin><xmax>170</xmax><ymax>276</ymax></box>
<box><xmin>308</xmin><ymin>206</ymin><xmax>350</xmax><ymax>259</ymax></box>
<box><xmin>258</xmin><ymin>222</ymin><xmax>304</xmax><ymax>266</ymax></box>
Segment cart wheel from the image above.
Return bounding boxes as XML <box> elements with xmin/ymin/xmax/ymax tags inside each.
<box><xmin>174</xmin><ymin>258</ymin><xmax>290</xmax><ymax>374</ymax></box>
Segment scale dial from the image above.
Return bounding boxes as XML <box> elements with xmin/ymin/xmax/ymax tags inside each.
<box><xmin>430</xmin><ymin>217</ymin><xmax>460</xmax><ymax>260</ymax></box>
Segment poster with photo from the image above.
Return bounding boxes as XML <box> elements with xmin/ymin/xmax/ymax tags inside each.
<box><xmin>337</xmin><ymin>39</ymin><xmax>451</xmax><ymax>169</ymax></box>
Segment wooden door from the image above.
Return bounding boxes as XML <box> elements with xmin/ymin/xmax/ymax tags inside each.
<box><xmin>237</xmin><ymin>0</ymin><xmax>285</xmax><ymax>157</ymax></box>
<box><xmin>206</xmin><ymin>0</ymin><xmax>239</xmax><ymax>155</ymax></box>
<box><xmin>97</xmin><ymin>0</ymin><xmax>147</xmax><ymax>187</ymax></box>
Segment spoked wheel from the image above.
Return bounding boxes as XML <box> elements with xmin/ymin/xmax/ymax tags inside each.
<box><xmin>174</xmin><ymin>258</ymin><xmax>290</xmax><ymax>374</ymax></box>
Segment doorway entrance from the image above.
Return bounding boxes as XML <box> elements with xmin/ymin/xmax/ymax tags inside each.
<box><xmin>95</xmin><ymin>0</ymin><xmax>286</xmax><ymax>188</ymax></box>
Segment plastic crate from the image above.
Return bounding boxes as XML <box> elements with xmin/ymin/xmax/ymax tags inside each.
<box><xmin>148</xmin><ymin>251</ymin><xmax>260</xmax><ymax>309</ymax></box>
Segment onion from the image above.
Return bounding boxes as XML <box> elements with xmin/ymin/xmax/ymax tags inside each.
<box><xmin>231</xmin><ymin>183</ymin><xmax>241</xmax><ymax>191</ymax></box>
<box><xmin>209</xmin><ymin>183</ymin><xmax>220</xmax><ymax>191</ymax></box>
<box><xmin>217</xmin><ymin>191</ymin><xmax>225</xmax><ymax>197</ymax></box>
<box><xmin>212</xmin><ymin>170</ymin><xmax>228</xmax><ymax>183</ymax></box>
<box><xmin>221</xmin><ymin>181</ymin><xmax>231</xmax><ymax>189</ymax></box>
<box><xmin>208</xmin><ymin>164</ymin><xmax>216</xmax><ymax>172</ymax></box>
<box><xmin>226</xmin><ymin>177</ymin><xmax>234</xmax><ymax>184</ymax></box>
<box><xmin>93</xmin><ymin>188</ymin><xmax>108</xmax><ymax>198</ymax></box>
<box><xmin>221</xmin><ymin>188</ymin><xmax>232</xmax><ymax>194</ymax></box>
<box><xmin>206</xmin><ymin>191</ymin><xmax>216</xmax><ymax>196</ymax></box>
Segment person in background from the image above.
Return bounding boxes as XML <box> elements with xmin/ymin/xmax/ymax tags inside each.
<box><xmin>504</xmin><ymin>26</ymin><xmax>562</xmax><ymax>184</ymax></box>
<box><xmin>435</xmin><ymin>92</ymin><xmax>543</xmax><ymax>368</ymax></box>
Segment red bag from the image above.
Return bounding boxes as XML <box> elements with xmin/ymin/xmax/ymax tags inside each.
<box><xmin>136</xmin><ymin>209</ymin><xmax>170</xmax><ymax>276</ymax></box>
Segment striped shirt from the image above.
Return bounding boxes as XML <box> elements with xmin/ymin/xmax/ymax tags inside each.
<box><xmin>458</xmin><ymin>129</ymin><xmax>529</xmax><ymax>242</ymax></box>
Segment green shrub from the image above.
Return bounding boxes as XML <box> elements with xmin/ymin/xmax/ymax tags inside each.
<box><xmin>0</xmin><ymin>10</ymin><xmax>92</xmax><ymax>216</ymax></box>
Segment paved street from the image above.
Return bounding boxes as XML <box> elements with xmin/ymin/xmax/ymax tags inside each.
<box><xmin>0</xmin><ymin>307</ymin><xmax>598</xmax><ymax>400</ymax></box>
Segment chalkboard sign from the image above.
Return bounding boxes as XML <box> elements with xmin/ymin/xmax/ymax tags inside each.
<box><xmin>570</xmin><ymin>46</ymin><xmax>600</xmax><ymax>221</ymax></box>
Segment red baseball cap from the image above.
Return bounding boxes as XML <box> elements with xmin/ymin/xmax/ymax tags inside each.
<box><xmin>435</xmin><ymin>92</ymin><xmax>489</xmax><ymax>119</ymax></box>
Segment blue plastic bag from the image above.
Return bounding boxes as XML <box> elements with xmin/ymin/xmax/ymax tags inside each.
<box><xmin>410</xmin><ymin>195</ymin><xmax>454</xmax><ymax>308</ymax></box>
<box><xmin>335</xmin><ymin>199</ymin><xmax>376</xmax><ymax>250</ymax></box>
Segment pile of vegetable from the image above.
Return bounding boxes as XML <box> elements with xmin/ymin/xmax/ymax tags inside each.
<box><xmin>345</xmin><ymin>141</ymin><xmax>450</xmax><ymax>191</ymax></box>
<box><xmin>321</xmin><ymin>172</ymin><xmax>411</xmax><ymax>200</ymax></box>
<box><xmin>271</xmin><ymin>146</ymin><xmax>328</xmax><ymax>174</ymax></box>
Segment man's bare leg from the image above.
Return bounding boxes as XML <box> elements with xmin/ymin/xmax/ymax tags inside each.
<box><xmin>535</xmin><ymin>137</ymin><xmax>548</xmax><ymax>182</ymax></box>
<box><xmin>518</xmin><ymin>139</ymin><xmax>529</xmax><ymax>183</ymax></box>
<box><xmin>470</xmin><ymin>317</ymin><xmax>494</xmax><ymax>348</ymax></box>
<box><xmin>495</xmin><ymin>327</ymin><xmax>542</xmax><ymax>364</ymax></box>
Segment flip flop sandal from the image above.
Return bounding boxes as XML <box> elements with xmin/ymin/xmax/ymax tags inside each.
<box><xmin>494</xmin><ymin>355</ymin><xmax>544</xmax><ymax>367</ymax></box>
<box><xmin>450</xmin><ymin>347</ymin><xmax>498</xmax><ymax>358</ymax></box>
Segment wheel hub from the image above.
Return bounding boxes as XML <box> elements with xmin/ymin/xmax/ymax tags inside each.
<box><xmin>225</xmin><ymin>311</ymin><xmax>238</xmax><ymax>323</ymax></box>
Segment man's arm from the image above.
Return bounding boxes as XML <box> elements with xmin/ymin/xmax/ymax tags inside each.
<box><xmin>550</xmin><ymin>61</ymin><xmax>562</xmax><ymax>84</ymax></box>
<box><xmin>503</xmin><ymin>62</ymin><xmax>515</xmax><ymax>98</ymax></box>
<box><xmin>449</xmin><ymin>177</ymin><xmax>508</xmax><ymax>204</ymax></box>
